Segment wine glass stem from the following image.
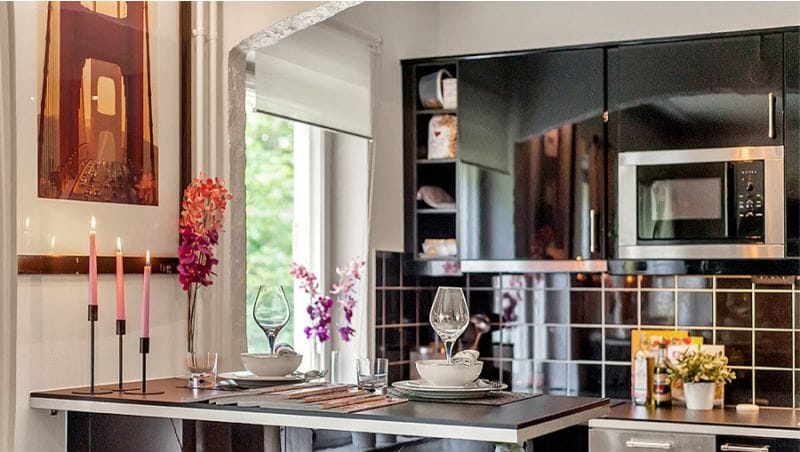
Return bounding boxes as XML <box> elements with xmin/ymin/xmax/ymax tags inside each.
<box><xmin>268</xmin><ymin>333</ymin><xmax>276</xmax><ymax>356</ymax></box>
<box><xmin>445</xmin><ymin>340</ymin><xmax>455</xmax><ymax>364</ymax></box>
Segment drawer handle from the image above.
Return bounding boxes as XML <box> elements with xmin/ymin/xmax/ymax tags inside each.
<box><xmin>625</xmin><ymin>439</ymin><xmax>674</xmax><ymax>449</ymax></box>
<box><xmin>721</xmin><ymin>444</ymin><xmax>770</xmax><ymax>452</ymax></box>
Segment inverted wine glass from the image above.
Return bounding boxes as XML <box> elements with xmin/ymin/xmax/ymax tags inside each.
<box><xmin>429</xmin><ymin>287</ymin><xmax>469</xmax><ymax>364</ymax></box>
<box><xmin>252</xmin><ymin>285</ymin><xmax>291</xmax><ymax>355</ymax></box>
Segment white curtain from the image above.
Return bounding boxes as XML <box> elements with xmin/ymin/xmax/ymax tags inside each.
<box><xmin>0</xmin><ymin>2</ymin><xmax>17</xmax><ymax>449</ymax></box>
<box><xmin>254</xmin><ymin>22</ymin><xmax>374</xmax><ymax>139</ymax></box>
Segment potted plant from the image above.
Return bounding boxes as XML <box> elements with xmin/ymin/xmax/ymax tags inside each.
<box><xmin>667</xmin><ymin>348</ymin><xmax>735</xmax><ymax>410</ymax></box>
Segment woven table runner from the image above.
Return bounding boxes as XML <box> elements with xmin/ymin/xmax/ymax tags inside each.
<box><xmin>388</xmin><ymin>389</ymin><xmax>540</xmax><ymax>406</ymax></box>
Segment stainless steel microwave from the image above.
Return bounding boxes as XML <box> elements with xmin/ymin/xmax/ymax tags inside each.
<box><xmin>617</xmin><ymin>146</ymin><xmax>784</xmax><ymax>259</ymax></box>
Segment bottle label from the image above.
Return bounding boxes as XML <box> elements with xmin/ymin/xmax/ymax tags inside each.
<box><xmin>653</xmin><ymin>373</ymin><xmax>671</xmax><ymax>402</ymax></box>
<box><xmin>633</xmin><ymin>358</ymin><xmax>648</xmax><ymax>403</ymax></box>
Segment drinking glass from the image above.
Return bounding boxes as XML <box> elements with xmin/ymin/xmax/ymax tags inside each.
<box><xmin>356</xmin><ymin>358</ymin><xmax>389</xmax><ymax>394</ymax></box>
<box><xmin>429</xmin><ymin>287</ymin><xmax>469</xmax><ymax>364</ymax></box>
<box><xmin>252</xmin><ymin>285</ymin><xmax>291</xmax><ymax>355</ymax></box>
<box><xmin>185</xmin><ymin>351</ymin><xmax>218</xmax><ymax>389</ymax></box>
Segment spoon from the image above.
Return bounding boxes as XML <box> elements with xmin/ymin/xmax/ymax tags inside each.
<box><xmin>469</xmin><ymin>314</ymin><xmax>491</xmax><ymax>350</ymax></box>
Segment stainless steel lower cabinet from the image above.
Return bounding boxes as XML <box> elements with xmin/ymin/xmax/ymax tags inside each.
<box><xmin>717</xmin><ymin>435</ymin><xmax>800</xmax><ymax>452</ymax></box>
<box><xmin>589</xmin><ymin>428</ymin><xmax>715</xmax><ymax>452</ymax></box>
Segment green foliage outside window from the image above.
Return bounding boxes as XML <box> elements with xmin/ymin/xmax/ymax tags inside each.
<box><xmin>245</xmin><ymin>113</ymin><xmax>295</xmax><ymax>352</ymax></box>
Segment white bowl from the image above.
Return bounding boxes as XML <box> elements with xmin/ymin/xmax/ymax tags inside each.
<box><xmin>241</xmin><ymin>353</ymin><xmax>302</xmax><ymax>377</ymax></box>
<box><xmin>415</xmin><ymin>359</ymin><xmax>483</xmax><ymax>387</ymax></box>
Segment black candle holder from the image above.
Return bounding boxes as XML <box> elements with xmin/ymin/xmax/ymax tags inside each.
<box><xmin>111</xmin><ymin>319</ymin><xmax>139</xmax><ymax>392</ymax></box>
<box><xmin>123</xmin><ymin>337</ymin><xmax>164</xmax><ymax>395</ymax></box>
<box><xmin>72</xmin><ymin>305</ymin><xmax>112</xmax><ymax>395</ymax></box>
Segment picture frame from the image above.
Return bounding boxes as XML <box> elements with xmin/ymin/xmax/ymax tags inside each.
<box><xmin>14</xmin><ymin>1</ymin><xmax>192</xmax><ymax>274</ymax></box>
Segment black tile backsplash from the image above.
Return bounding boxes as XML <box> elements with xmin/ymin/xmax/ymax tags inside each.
<box><xmin>374</xmin><ymin>251</ymin><xmax>800</xmax><ymax>408</ymax></box>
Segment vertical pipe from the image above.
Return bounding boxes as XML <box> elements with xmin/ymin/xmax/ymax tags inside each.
<box><xmin>193</xmin><ymin>3</ymin><xmax>205</xmax><ymax>174</ymax></box>
<box><xmin>208</xmin><ymin>1</ymin><xmax>218</xmax><ymax>177</ymax></box>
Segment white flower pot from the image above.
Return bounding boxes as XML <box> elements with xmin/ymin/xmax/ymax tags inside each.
<box><xmin>684</xmin><ymin>382</ymin><xmax>716</xmax><ymax>410</ymax></box>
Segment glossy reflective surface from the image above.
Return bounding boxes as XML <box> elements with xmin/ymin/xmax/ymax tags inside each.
<box><xmin>459</xmin><ymin>49</ymin><xmax>605</xmax><ymax>261</ymax></box>
<box><xmin>609</xmin><ymin>34</ymin><xmax>784</xmax><ymax>152</ymax></box>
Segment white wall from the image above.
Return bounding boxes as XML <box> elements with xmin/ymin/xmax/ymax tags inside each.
<box><xmin>435</xmin><ymin>2</ymin><xmax>800</xmax><ymax>56</ymax></box>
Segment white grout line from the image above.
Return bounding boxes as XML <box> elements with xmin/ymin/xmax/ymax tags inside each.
<box><xmin>600</xmin><ymin>274</ymin><xmax>606</xmax><ymax>399</ymax></box>
<box><xmin>793</xmin><ymin>280</ymin><xmax>797</xmax><ymax>409</ymax></box>
<box><xmin>673</xmin><ymin>275</ymin><xmax>679</xmax><ymax>331</ymax></box>
<box><xmin>751</xmin><ymin>279</ymin><xmax>756</xmax><ymax>405</ymax></box>
<box><xmin>712</xmin><ymin>275</ymin><xmax>718</xmax><ymax>346</ymax></box>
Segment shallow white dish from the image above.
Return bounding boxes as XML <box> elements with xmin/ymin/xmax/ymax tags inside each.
<box><xmin>392</xmin><ymin>379</ymin><xmax>506</xmax><ymax>399</ymax></box>
<box><xmin>218</xmin><ymin>371</ymin><xmax>304</xmax><ymax>389</ymax></box>
<box><xmin>416</xmin><ymin>359</ymin><xmax>483</xmax><ymax>387</ymax></box>
<box><xmin>241</xmin><ymin>352</ymin><xmax>302</xmax><ymax>377</ymax></box>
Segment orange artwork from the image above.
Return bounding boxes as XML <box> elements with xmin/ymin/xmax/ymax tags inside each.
<box><xmin>38</xmin><ymin>1</ymin><xmax>158</xmax><ymax>205</ymax></box>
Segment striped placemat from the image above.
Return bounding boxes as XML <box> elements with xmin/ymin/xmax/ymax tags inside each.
<box><xmin>206</xmin><ymin>384</ymin><xmax>408</xmax><ymax>413</ymax></box>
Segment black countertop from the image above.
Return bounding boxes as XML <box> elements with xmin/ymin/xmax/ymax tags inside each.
<box><xmin>596</xmin><ymin>401</ymin><xmax>800</xmax><ymax>432</ymax></box>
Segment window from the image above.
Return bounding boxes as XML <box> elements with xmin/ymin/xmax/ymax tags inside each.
<box><xmin>245</xmin><ymin>112</ymin><xmax>296</xmax><ymax>352</ymax></box>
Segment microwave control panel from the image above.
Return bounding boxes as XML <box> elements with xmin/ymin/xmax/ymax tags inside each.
<box><xmin>732</xmin><ymin>161</ymin><xmax>765</xmax><ymax>240</ymax></box>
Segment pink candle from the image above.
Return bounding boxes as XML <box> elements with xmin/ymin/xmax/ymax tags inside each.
<box><xmin>141</xmin><ymin>250</ymin><xmax>151</xmax><ymax>337</ymax></box>
<box><xmin>115</xmin><ymin>237</ymin><xmax>125</xmax><ymax>320</ymax></box>
<box><xmin>88</xmin><ymin>217</ymin><xmax>97</xmax><ymax>306</ymax></box>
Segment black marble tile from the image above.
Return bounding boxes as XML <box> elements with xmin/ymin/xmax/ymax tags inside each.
<box><xmin>402</xmin><ymin>290</ymin><xmax>417</xmax><ymax>325</ymax></box>
<box><xmin>677</xmin><ymin>292</ymin><xmax>713</xmax><ymax>326</ymax></box>
<box><xmin>418</xmin><ymin>290</ymin><xmax>434</xmax><ymax>323</ymax></box>
<box><xmin>605</xmin><ymin>327</ymin><xmax>632</xmax><ymax>362</ymax></box>
<box><xmin>716</xmin><ymin>277</ymin><xmax>752</xmax><ymax>290</ymax></box>
<box><xmin>677</xmin><ymin>276</ymin><xmax>713</xmax><ymax>289</ymax></box>
<box><xmin>605</xmin><ymin>274</ymin><xmax>638</xmax><ymax>289</ymax></box>
<box><xmin>754</xmin><ymin>291</ymin><xmax>792</xmax><ymax>329</ymax></box>
<box><xmin>687</xmin><ymin>329</ymin><xmax>713</xmax><ymax>344</ymax></box>
<box><xmin>535</xmin><ymin>326</ymin><xmax>568</xmax><ymax>361</ymax></box>
<box><xmin>535</xmin><ymin>362</ymin><xmax>568</xmax><ymax>395</ymax></box>
<box><xmin>384</xmin><ymin>253</ymin><xmax>401</xmax><ymax>287</ymax></box>
<box><xmin>375</xmin><ymin>253</ymin><xmax>384</xmax><ymax>287</ymax></box>
<box><xmin>605</xmin><ymin>365</ymin><xmax>632</xmax><ymax>400</ymax></box>
<box><xmin>571</xmin><ymin>273</ymin><xmax>603</xmax><ymax>288</ymax></box>
<box><xmin>755</xmin><ymin>370</ymin><xmax>793</xmax><ymax>408</ymax></box>
<box><xmin>724</xmin><ymin>369</ymin><xmax>752</xmax><ymax>406</ymax></box>
<box><xmin>467</xmin><ymin>273</ymin><xmax>496</xmax><ymax>288</ymax></box>
<box><xmin>375</xmin><ymin>290</ymin><xmax>385</xmax><ymax>326</ymax></box>
<box><xmin>716</xmin><ymin>330</ymin><xmax>752</xmax><ymax>367</ymax></box>
<box><xmin>570</xmin><ymin>291</ymin><xmax>602</xmax><ymax>324</ymax></box>
<box><xmin>716</xmin><ymin>292</ymin><xmax>752</xmax><ymax>328</ymax></box>
<box><xmin>605</xmin><ymin>291</ymin><xmax>637</xmax><ymax>325</ymax></box>
<box><xmin>468</xmin><ymin>290</ymin><xmax>496</xmax><ymax>320</ymax></box>
<box><xmin>573</xmin><ymin>364</ymin><xmax>603</xmax><ymax>397</ymax></box>
<box><xmin>402</xmin><ymin>327</ymin><xmax>415</xmax><ymax>361</ymax></box>
<box><xmin>641</xmin><ymin>291</ymin><xmax>675</xmax><ymax>326</ymax></box>
<box><xmin>539</xmin><ymin>289</ymin><xmax>572</xmax><ymax>324</ymax></box>
<box><xmin>384</xmin><ymin>290</ymin><xmax>402</xmax><ymax>325</ymax></box>
<box><xmin>641</xmin><ymin>275</ymin><xmax>675</xmax><ymax>289</ymax></box>
<box><xmin>754</xmin><ymin>331</ymin><xmax>792</xmax><ymax>368</ymax></box>
<box><xmin>502</xmin><ymin>325</ymin><xmax>535</xmax><ymax>360</ymax></box>
<box><xmin>384</xmin><ymin>328</ymin><xmax>402</xmax><ymax>362</ymax></box>
<box><xmin>388</xmin><ymin>364</ymin><xmax>405</xmax><ymax>384</ymax></box>
<box><xmin>571</xmin><ymin>327</ymin><xmax>603</xmax><ymax>361</ymax></box>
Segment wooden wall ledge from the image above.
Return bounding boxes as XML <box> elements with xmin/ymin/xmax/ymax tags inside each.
<box><xmin>17</xmin><ymin>255</ymin><xmax>179</xmax><ymax>275</ymax></box>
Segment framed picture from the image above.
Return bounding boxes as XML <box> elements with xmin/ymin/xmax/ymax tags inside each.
<box><xmin>14</xmin><ymin>1</ymin><xmax>187</xmax><ymax>273</ymax></box>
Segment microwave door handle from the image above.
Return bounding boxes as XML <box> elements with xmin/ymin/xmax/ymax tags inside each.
<box><xmin>768</xmin><ymin>92</ymin><xmax>775</xmax><ymax>139</ymax></box>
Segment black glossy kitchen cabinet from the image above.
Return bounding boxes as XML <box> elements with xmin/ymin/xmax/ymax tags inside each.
<box><xmin>458</xmin><ymin>49</ymin><xmax>606</xmax><ymax>261</ymax></box>
<box><xmin>608</xmin><ymin>34</ymin><xmax>784</xmax><ymax>152</ymax></box>
<box><xmin>717</xmin><ymin>435</ymin><xmax>800</xmax><ymax>452</ymax></box>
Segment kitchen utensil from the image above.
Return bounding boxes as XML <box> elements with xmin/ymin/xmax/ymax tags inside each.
<box><xmin>469</xmin><ymin>314</ymin><xmax>491</xmax><ymax>350</ymax></box>
<box><xmin>430</xmin><ymin>287</ymin><xmax>469</xmax><ymax>364</ymax></box>
<box><xmin>391</xmin><ymin>379</ymin><xmax>507</xmax><ymax>400</ymax></box>
<box><xmin>240</xmin><ymin>352</ymin><xmax>302</xmax><ymax>377</ymax></box>
<box><xmin>418</xmin><ymin>69</ymin><xmax>452</xmax><ymax>109</ymax></box>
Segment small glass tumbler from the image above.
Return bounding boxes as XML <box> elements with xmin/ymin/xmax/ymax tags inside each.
<box><xmin>186</xmin><ymin>352</ymin><xmax>219</xmax><ymax>389</ymax></box>
<box><xmin>356</xmin><ymin>358</ymin><xmax>389</xmax><ymax>394</ymax></box>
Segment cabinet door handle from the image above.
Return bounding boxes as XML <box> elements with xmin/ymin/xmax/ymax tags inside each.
<box><xmin>720</xmin><ymin>444</ymin><xmax>770</xmax><ymax>452</ymax></box>
<box><xmin>768</xmin><ymin>92</ymin><xmax>775</xmax><ymax>139</ymax></box>
<box><xmin>625</xmin><ymin>439</ymin><xmax>673</xmax><ymax>449</ymax></box>
<box><xmin>589</xmin><ymin>208</ymin><xmax>597</xmax><ymax>254</ymax></box>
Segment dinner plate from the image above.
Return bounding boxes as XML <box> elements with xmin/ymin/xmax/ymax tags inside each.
<box><xmin>218</xmin><ymin>371</ymin><xmax>304</xmax><ymax>389</ymax></box>
<box><xmin>392</xmin><ymin>379</ymin><xmax>507</xmax><ymax>399</ymax></box>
